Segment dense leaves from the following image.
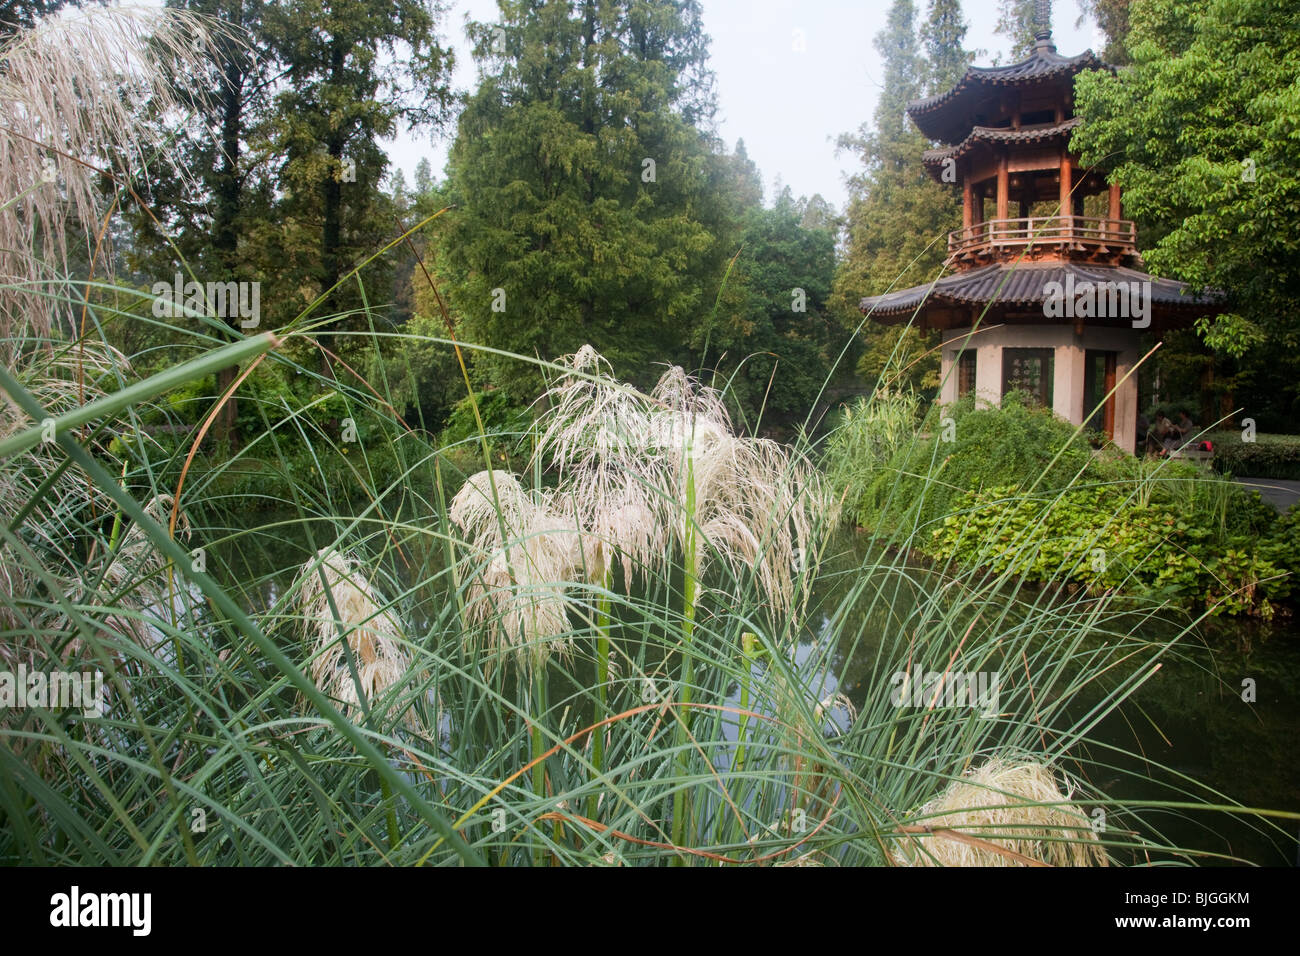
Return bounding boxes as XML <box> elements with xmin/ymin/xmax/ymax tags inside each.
<box><xmin>1072</xmin><ymin>0</ymin><xmax>1300</xmax><ymax>348</ymax></box>
<box><xmin>437</xmin><ymin>0</ymin><xmax>729</xmax><ymax>397</ymax></box>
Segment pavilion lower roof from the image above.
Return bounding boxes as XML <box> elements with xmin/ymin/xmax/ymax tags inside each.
<box><xmin>921</xmin><ymin>117</ymin><xmax>1080</xmax><ymax>178</ymax></box>
<box><xmin>859</xmin><ymin>261</ymin><xmax>1222</xmax><ymax>323</ymax></box>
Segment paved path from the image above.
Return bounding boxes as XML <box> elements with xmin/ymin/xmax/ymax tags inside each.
<box><xmin>1235</xmin><ymin>478</ymin><xmax>1300</xmax><ymax>512</ymax></box>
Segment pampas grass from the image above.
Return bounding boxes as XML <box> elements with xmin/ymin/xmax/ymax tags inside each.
<box><xmin>294</xmin><ymin>548</ymin><xmax>414</xmax><ymax>725</ymax></box>
<box><xmin>0</xmin><ymin>0</ymin><xmax>1277</xmax><ymax>874</ymax></box>
<box><xmin>449</xmin><ymin>469</ymin><xmax>577</xmax><ymax>673</ymax></box>
<box><xmin>0</xmin><ymin>5</ymin><xmax>231</xmax><ymax>359</ymax></box>
<box><xmin>891</xmin><ymin>757</ymin><xmax>1108</xmax><ymax>867</ymax></box>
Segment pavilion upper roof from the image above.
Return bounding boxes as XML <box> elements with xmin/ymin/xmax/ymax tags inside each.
<box><xmin>907</xmin><ymin>36</ymin><xmax>1104</xmax><ymax>144</ymax></box>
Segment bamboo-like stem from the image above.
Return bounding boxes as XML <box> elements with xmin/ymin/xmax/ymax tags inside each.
<box><xmin>670</xmin><ymin>460</ymin><xmax>699</xmax><ymax>865</ymax></box>
<box><xmin>531</xmin><ymin>663</ymin><xmax>548</xmax><ymax>867</ymax></box>
<box><xmin>379</xmin><ymin>772</ymin><xmax>400</xmax><ymax>851</ymax></box>
<box><xmin>735</xmin><ymin>631</ymin><xmax>757</xmax><ymax>775</ymax></box>
<box><xmin>588</xmin><ymin>565</ymin><xmax>613</xmax><ymax>820</ymax></box>
<box><xmin>0</xmin><ymin>332</ymin><xmax>278</xmax><ymax>459</ymax></box>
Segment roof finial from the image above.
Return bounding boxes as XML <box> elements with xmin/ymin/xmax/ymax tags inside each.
<box><xmin>1033</xmin><ymin>0</ymin><xmax>1056</xmax><ymax>51</ymax></box>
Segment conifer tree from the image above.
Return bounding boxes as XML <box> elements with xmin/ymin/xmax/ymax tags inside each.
<box><xmin>831</xmin><ymin>0</ymin><xmax>969</xmax><ymax>390</ymax></box>
<box><xmin>438</xmin><ymin>0</ymin><xmax>735</xmax><ymax>395</ymax></box>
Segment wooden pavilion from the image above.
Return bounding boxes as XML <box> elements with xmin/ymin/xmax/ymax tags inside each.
<box><xmin>859</xmin><ymin>7</ymin><xmax>1220</xmax><ymax>453</ymax></box>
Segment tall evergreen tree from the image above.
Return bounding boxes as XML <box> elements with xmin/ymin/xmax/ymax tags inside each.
<box><xmin>122</xmin><ymin>0</ymin><xmax>279</xmax><ymax>440</ymax></box>
<box><xmin>265</xmin><ymin>0</ymin><xmax>455</xmax><ymax>354</ymax></box>
<box><xmin>439</xmin><ymin>0</ymin><xmax>735</xmax><ymax>395</ymax></box>
<box><xmin>413</xmin><ymin>158</ymin><xmax>434</xmax><ymax>197</ymax></box>
<box><xmin>922</xmin><ymin>0</ymin><xmax>972</xmax><ymax>91</ymax></box>
<box><xmin>832</xmin><ymin>0</ymin><xmax>967</xmax><ymax>390</ymax></box>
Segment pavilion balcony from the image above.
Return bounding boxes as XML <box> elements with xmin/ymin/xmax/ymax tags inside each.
<box><xmin>945</xmin><ymin>216</ymin><xmax>1138</xmax><ymax>268</ymax></box>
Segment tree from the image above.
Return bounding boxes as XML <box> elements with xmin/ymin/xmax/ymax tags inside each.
<box><xmin>1081</xmin><ymin>0</ymin><xmax>1133</xmax><ymax>64</ymax></box>
<box><xmin>439</xmin><ymin>0</ymin><xmax>736</xmax><ymax>396</ymax></box>
<box><xmin>1073</xmin><ymin>0</ymin><xmax>1300</xmax><ymax>424</ymax></box>
<box><xmin>413</xmin><ymin>158</ymin><xmax>434</xmax><ymax>197</ymax></box>
<box><xmin>995</xmin><ymin>0</ymin><xmax>1038</xmax><ymax>60</ymax></box>
<box><xmin>726</xmin><ymin>139</ymin><xmax>764</xmax><ymax>210</ymax></box>
<box><xmin>922</xmin><ymin>0</ymin><xmax>972</xmax><ymax>91</ymax></box>
<box><xmin>1077</xmin><ymin>0</ymin><xmax>1134</xmax><ymax>64</ymax></box>
<box><xmin>696</xmin><ymin>192</ymin><xmax>838</xmax><ymax>437</ymax></box>
<box><xmin>122</xmin><ymin>0</ymin><xmax>280</xmax><ymax>441</ymax></box>
<box><xmin>264</xmin><ymin>0</ymin><xmax>455</xmax><ymax>355</ymax></box>
<box><xmin>831</xmin><ymin>0</ymin><xmax>966</xmax><ymax>391</ymax></box>
<box><xmin>1073</xmin><ymin>0</ymin><xmax>1300</xmax><ymax>344</ymax></box>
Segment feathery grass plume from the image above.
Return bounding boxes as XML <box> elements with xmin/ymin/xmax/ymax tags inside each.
<box><xmin>449</xmin><ymin>469</ymin><xmax>576</xmax><ymax>673</ymax></box>
<box><xmin>0</xmin><ymin>5</ymin><xmax>232</xmax><ymax>360</ymax></box>
<box><xmin>533</xmin><ymin>346</ymin><xmax>669</xmax><ymax>586</ymax></box>
<box><xmin>295</xmin><ymin>548</ymin><xmax>414</xmax><ymax>725</ymax></box>
<box><xmin>0</xmin><ymin>338</ymin><xmax>131</xmax><ymax>639</ymax></box>
<box><xmin>648</xmin><ymin>364</ymin><xmax>832</xmax><ymax>623</ymax></box>
<box><xmin>90</xmin><ymin>493</ymin><xmax>192</xmax><ymax>649</ymax></box>
<box><xmin>891</xmin><ymin>757</ymin><xmax>1108</xmax><ymax>867</ymax></box>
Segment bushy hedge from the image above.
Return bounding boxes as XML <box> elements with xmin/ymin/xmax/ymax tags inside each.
<box><xmin>828</xmin><ymin>393</ymin><xmax>1299</xmax><ymax>617</ymax></box>
<box><xmin>1208</xmin><ymin>431</ymin><xmax>1300</xmax><ymax>480</ymax></box>
<box><xmin>930</xmin><ymin>485</ymin><xmax>1294</xmax><ymax>618</ymax></box>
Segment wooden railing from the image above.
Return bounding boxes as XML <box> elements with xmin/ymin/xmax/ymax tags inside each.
<box><xmin>946</xmin><ymin>216</ymin><xmax>1137</xmax><ymax>263</ymax></box>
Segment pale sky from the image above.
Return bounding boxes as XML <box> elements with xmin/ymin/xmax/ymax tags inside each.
<box><xmin>385</xmin><ymin>0</ymin><xmax>1099</xmax><ymax>210</ymax></box>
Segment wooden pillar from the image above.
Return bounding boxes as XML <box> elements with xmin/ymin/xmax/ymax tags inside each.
<box><xmin>962</xmin><ymin>179</ymin><xmax>974</xmax><ymax>231</ymax></box>
<box><xmin>973</xmin><ymin>184</ymin><xmax>984</xmax><ymax>225</ymax></box>
<box><xmin>1059</xmin><ymin>154</ymin><xmax>1072</xmax><ymax>220</ymax></box>
<box><xmin>1108</xmin><ymin>181</ymin><xmax>1122</xmax><ymax>240</ymax></box>
<box><xmin>996</xmin><ymin>155</ymin><xmax>1009</xmax><ymax>221</ymax></box>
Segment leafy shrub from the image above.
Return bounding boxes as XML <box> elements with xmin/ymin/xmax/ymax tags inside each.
<box><xmin>839</xmin><ymin>391</ymin><xmax>1095</xmax><ymax>532</ymax></box>
<box><xmin>1209</xmin><ymin>431</ymin><xmax>1300</xmax><ymax>480</ymax></box>
<box><xmin>930</xmin><ymin>485</ymin><xmax>1287</xmax><ymax>617</ymax></box>
<box><xmin>828</xmin><ymin>395</ymin><xmax>1297</xmax><ymax>616</ymax></box>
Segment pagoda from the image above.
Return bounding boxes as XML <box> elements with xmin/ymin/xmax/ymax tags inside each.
<box><xmin>859</xmin><ymin>1</ymin><xmax>1220</xmax><ymax>454</ymax></box>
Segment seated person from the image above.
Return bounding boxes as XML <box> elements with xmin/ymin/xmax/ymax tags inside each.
<box><xmin>1147</xmin><ymin>414</ymin><xmax>1174</xmax><ymax>456</ymax></box>
<box><xmin>1176</xmin><ymin>411</ymin><xmax>1197</xmax><ymax>445</ymax></box>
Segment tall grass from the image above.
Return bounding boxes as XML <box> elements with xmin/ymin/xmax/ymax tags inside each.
<box><xmin>2</xmin><ymin>6</ymin><xmax>1295</xmax><ymax>867</ymax></box>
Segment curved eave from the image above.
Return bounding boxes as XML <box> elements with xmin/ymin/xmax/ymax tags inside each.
<box><xmin>907</xmin><ymin>47</ymin><xmax>1105</xmax><ymax>143</ymax></box>
<box><xmin>921</xmin><ymin>117</ymin><xmax>1081</xmax><ymax>180</ymax></box>
<box><xmin>859</xmin><ymin>262</ymin><xmax>1224</xmax><ymax>325</ymax></box>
